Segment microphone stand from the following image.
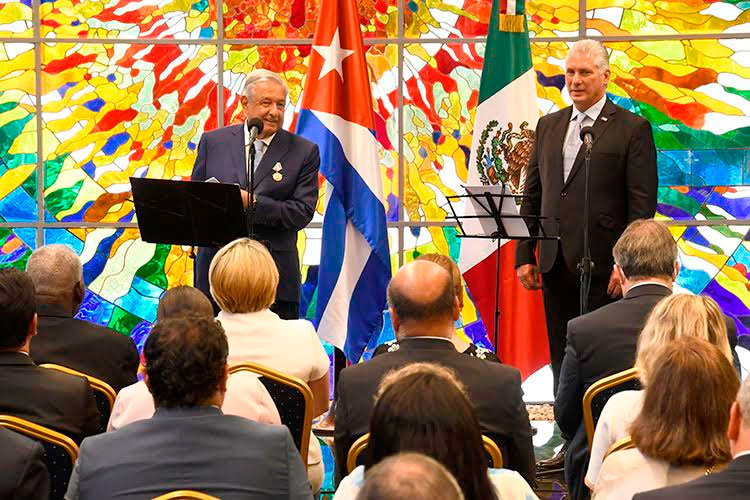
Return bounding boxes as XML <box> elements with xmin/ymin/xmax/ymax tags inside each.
<box><xmin>246</xmin><ymin>139</ymin><xmax>257</xmax><ymax>239</ymax></box>
<box><xmin>578</xmin><ymin>133</ymin><xmax>594</xmax><ymax>315</ymax></box>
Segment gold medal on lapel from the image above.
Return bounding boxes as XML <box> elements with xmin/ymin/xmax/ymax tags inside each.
<box><xmin>272</xmin><ymin>162</ymin><xmax>283</xmax><ymax>182</ymax></box>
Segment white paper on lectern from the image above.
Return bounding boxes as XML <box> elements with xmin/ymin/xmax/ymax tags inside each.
<box><xmin>464</xmin><ymin>185</ymin><xmax>530</xmax><ymax>239</ymax></box>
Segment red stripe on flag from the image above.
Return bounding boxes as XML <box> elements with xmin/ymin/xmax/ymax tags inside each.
<box><xmin>463</xmin><ymin>241</ymin><xmax>549</xmax><ymax>380</ymax></box>
<box><xmin>499</xmin><ymin>0</ymin><xmax>508</xmax><ymax>14</ymax></box>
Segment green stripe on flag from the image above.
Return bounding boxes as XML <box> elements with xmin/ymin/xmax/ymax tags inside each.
<box><xmin>478</xmin><ymin>0</ymin><xmax>533</xmax><ymax>105</ymax></box>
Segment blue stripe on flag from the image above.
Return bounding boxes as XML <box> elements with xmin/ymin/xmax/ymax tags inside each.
<box><xmin>314</xmin><ymin>190</ymin><xmax>347</xmax><ymax>325</ymax></box>
<box><xmin>345</xmin><ymin>251</ymin><xmax>391</xmax><ymax>360</ymax></box>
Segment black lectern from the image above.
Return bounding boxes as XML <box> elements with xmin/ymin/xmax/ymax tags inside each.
<box><xmin>130</xmin><ymin>178</ymin><xmax>246</xmax><ymax>248</ymax></box>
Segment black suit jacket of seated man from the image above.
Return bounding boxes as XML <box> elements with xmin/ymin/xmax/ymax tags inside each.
<box><xmin>334</xmin><ymin>336</ymin><xmax>536</xmax><ymax>486</ymax></box>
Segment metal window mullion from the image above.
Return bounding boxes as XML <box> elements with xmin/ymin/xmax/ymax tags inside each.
<box><xmin>33</xmin><ymin>0</ymin><xmax>43</xmax><ymax>248</ymax></box>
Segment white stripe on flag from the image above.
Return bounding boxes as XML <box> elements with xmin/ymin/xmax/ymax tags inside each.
<box><xmin>312</xmin><ymin>110</ymin><xmax>385</xmax><ymax>204</ymax></box>
<box><xmin>317</xmin><ymin>219</ymin><xmax>373</xmax><ymax>349</ymax></box>
<box><xmin>507</xmin><ymin>0</ymin><xmax>517</xmax><ymax>15</ymax></box>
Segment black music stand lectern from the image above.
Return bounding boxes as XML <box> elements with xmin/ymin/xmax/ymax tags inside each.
<box><xmin>130</xmin><ymin>178</ymin><xmax>247</xmax><ymax>248</ymax></box>
<box><xmin>447</xmin><ymin>184</ymin><xmax>555</xmax><ymax>349</ymax></box>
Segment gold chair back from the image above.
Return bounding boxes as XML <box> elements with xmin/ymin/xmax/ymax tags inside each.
<box><xmin>582</xmin><ymin>367</ymin><xmax>640</xmax><ymax>450</ymax></box>
<box><xmin>152</xmin><ymin>491</ymin><xmax>221</xmax><ymax>500</ymax></box>
<box><xmin>228</xmin><ymin>362</ymin><xmax>313</xmax><ymax>462</ymax></box>
<box><xmin>603</xmin><ymin>436</ymin><xmax>635</xmax><ymax>461</ymax></box>
<box><xmin>346</xmin><ymin>432</ymin><xmax>504</xmax><ymax>474</ymax></box>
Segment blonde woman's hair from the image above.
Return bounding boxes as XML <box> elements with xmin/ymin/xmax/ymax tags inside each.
<box><xmin>635</xmin><ymin>294</ymin><xmax>732</xmax><ymax>383</ymax></box>
<box><xmin>416</xmin><ymin>253</ymin><xmax>463</xmax><ymax>306</ymax></box>
<box><xmin>208</xmin><ymin>238</ymin><xmax>279</xmax><ymax>313</ymax></box>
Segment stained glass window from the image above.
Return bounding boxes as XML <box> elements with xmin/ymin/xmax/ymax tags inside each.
<box><xmin>3</xmin><ymin>1</ymin><xmax>750</xmax><ymax>400</ymax></box>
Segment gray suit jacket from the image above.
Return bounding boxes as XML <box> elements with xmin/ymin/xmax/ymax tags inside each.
<box><xmin>191</xmin><ymin>125</ymin><xmax>319</xmax><ymax>304</ymax></box>
<box><xmin>66</xmin><ymin>406</ymin><xmax>313</xmax><ymax>500</ymax></box>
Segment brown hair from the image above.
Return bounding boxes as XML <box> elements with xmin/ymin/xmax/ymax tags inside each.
<box><xmin>612</xmin><ymin>219</ymin><xmax>677</xmax><ymax>281</ymax></box>
<box><xmin>630</xmin><ymin>337</ymin><xmax>738</xmax><ymax>467</ymax></box>
<box><xmin>157</xmin><ymin>286</ymin><xmax>214</xmax><ymax>322</ymax></box>
<box><xmin>416</xmin><ymin>254</ymin><xmax>463</xmax><ymax>307</ymax></box>
<box><xmin>209</xmin><ymin>238</ymin><xmax>279</xmax><ymax>313</ymax></box>
<box><xmin>635</xmin><ymin>294</ymin><xmax>732</xmax><ymax>383</ymax></box>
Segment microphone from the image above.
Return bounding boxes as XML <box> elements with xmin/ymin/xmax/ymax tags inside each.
<box><xmin>247</xmin><ymin>117</ymin><xmax>264</xmax><ymax>143</ymax></box>
<box><xmin>579</xmin><ymin>126</ymin><xmax>595</xmax><ymax>151</ymax></box>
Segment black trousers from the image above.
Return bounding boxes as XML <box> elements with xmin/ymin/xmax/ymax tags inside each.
<box><xmin>271</xmin><ymin>300</ymin><xmax>300</xmax><ymax>320</ymax></box>
<box><xmin>542</xmin><ymin>247</ymin><xmax>615</xmax><ymax>396</ymax></box>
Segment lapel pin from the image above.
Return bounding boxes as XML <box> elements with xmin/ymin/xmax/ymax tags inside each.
<box><xmin>601</xmin><ymin>117</ymin><xmax>608</xmax><ymax>122</ymax></box>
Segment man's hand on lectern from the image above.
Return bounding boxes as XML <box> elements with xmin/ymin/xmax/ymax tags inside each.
<box><xmin>517</xmin><ymin>264</ymin><xmax>542</xmax><ymax>290</ymax></box>
<box><xmin>607</xmin><ymin>267</ymin><xmax>623</xmax><ymax>298</ymax></box>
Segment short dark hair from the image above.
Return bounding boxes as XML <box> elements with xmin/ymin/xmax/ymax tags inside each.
<box><xmin>358</xmin><ymin>453</ymin><xmax>464</xmax><ymax>500</ymax></box>
<box><xmin>387</xmin><ymin>269</ymin><xmax>455</xmax><ymax>322</ymax></box>
<box><xmin>157</xmin><ymin>286</ymin><xmax>214</xmax><ymax>322</ymax></box>
<box><xmin>612</xmin><ymin>219</ymin><xmax>677</xmax><ymax>280</ymax></box>
<box><xmin>367</xmin><ymin>363</ymin><xmax>497</xmax><ymax>500</ymax></box>
<box><xmin>144</xmin><ymin>317</ymin><xmax>228</xmax><ymax>408</ymax></box>
<box><xmin>0</xmin><ymin>268</ymin><xmax>36</xmax><ymax>350</ymax></box>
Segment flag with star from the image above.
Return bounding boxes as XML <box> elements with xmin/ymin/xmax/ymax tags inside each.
<box><xmin>458</xmin><ymin>0</ymin><xmax>549</xmax><ymax>380</ymax></box>
<box><xmin>296</xmin><ymin>0</ymin><xmax>391</xmax><ymax>362</ymax></box>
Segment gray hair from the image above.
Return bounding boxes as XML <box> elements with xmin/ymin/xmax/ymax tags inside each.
<box><xmin>739</xmin><ymin>374</ymin><xmax>750</xmax><ymax>427</ymax></box>
<box><xmin>242</xmin><ymin>69</ymin><xmax>289</xmax><ymax>101</ymax></box>
<box><xmin>567</xmin><ymin>39</ymin><xmax>610</xmax><ymax>72</ymax></box>
<box><xmin>25</xmin><ymin>244</ymin><xmax>83</xmax><ymax>297</ymax></box>
<box><xmin>613</xmin><ymin>219</ymin><xmax>678</xmax><ymax>281</ymax></box>
<box><xmin>356</xmin><ymin>452</ymin><xmax>465</xmax><ymax>500</ymax></box>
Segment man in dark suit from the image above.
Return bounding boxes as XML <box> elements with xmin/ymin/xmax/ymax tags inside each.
<box><xmin>555</xmin><ymin>219</ymin><xmax>739</xmax><ymax>500</ymax></box>
<box><xmin>633</xmin><ymin>367</ymin><xmax>750</xmax><ymax>500</ymax></box>
<box><xmin>191</xmin><ymin>69</ymin><xmax>319</xmax><ymax>320</ymax></box>
<box><xmin>25</xmin><ymin>244</ymin><xmax>139</xmax><ymax>392</ymax></box>
<box><xmin>515</xmin><ymin>38</ymin><xmax>658</xmax><ymax>399</ymax></box>
<box><xmin>334</xmin><ymin>260</ymin><xmax>535</xmax><ymax>485</ymax></box>
<box><xmin>65</xmin><ymin>316</ymin><xmax>312</xmax><ymax>500</ymax></box>
<box><xmin>0</xmin><ymin>268</ymin><xmax>99</xmax><ymax>444</ymax></box>
<box><xmin>0</xmin><ymin>427</ymin><xmax>49</xmax><ymax>499</ymax></box>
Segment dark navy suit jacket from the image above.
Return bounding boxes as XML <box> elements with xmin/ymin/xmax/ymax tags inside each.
<box><xmin>191</xmin><ymin>125</ymin><xmax>319</xmax><ymax>304</ymax></box>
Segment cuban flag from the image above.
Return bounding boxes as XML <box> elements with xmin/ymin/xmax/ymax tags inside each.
<box><xmin>296</xmin><ymin>0</ymin><xmax>391</xmax><ymax>362</ymax></box>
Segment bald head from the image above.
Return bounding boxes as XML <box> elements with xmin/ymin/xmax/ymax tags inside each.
<box><xmin>356</xmin><ymin>453</ymin><xmax>464</xmax><ymax>500</ymax></box>
<box><xmin>25</xmin><ymin>244</ymin><xmax>84</xmax><ymax>311</ymax></box>
<box><xmin>387</xmin><ymin>260</ymin><xmax>457</xmax><ymax>337</ymax></box>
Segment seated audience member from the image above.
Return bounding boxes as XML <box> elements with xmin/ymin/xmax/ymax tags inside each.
<box><xmin>335</xmin><ymin>362</ymin><xmax>537</xmax><ymax>500</ymax></box>
<box><xmin>555</xmin><ymin>219</ymin><xmax>739</xmax><ymax>500</ymax></box>
<box><xmin>633</xmin><ymin>366</ymin><xmax>750</xmax><ymax>499</ymax></box>
<box><xmin>355</xmin><ymin>453</ymin><xmax>465</xmax><ymax>500</ymax></box>
<box><xmin>586</xmin><ymin>293</ymin><xmax>735</xmax><ymax>489</ymax></box>
<box><xmin>593</xmin><ymin>338</ymin><xmax>738</xmax><ymax>499</ymax></box>
<box><xmin>25</xmin><ymin>244</ymin><xmax>139</xmax><ymax>392</ymax></box>
<box><xmin>334</xmin><ymin>259</ymin><xmax>535</xmax><ymax>486</ymax></box>
<box><xmin>0</xmin><ymin>427</ymin><xmax>49</xmax><ymax>499</ymax></box>
<box><xmin>108</xmin><ymin>286</ymin><xmax>279</xmax><ymax>431</ymax></box>
<box><xmin>65</xmin><ymin>317</ymin><xmax>312</xmax><ymax>500</ymax></box>
<box><xmin>372</xmin><ymin>253</ymin><xmax>499</xmax><ymax>362</ymax></box>
<box><xmin>210</xmin><ymin>238</ymin><xmax>329</xmax><ymax>491</ymax></box>
<box><xmin>0</xmin><ymin>268</ymin><xmax>99</xmax><ymax>443</ymax></box>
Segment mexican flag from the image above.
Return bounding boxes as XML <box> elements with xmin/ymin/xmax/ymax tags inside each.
<box><xmin>458</xmin><ymin>0</ymin><xmax>549</xmax><ymax>380</ymax></box>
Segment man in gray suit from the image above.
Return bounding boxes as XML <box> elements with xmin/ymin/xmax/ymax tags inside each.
<box><xmin>65</xmin><ymin>316</ymin><xmax>312</xmax><ymax>500</ymax></box>
<box><xmin>191</xmin><ymin>69</ymin><xmax>320</xmax><ymax>319</ymax></box>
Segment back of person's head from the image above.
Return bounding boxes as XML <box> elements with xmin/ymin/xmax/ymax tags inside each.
<box><xmin>144</xmin><ymin>316</ymin><xmax>228</xmax><ymax>408</ymax></box>
<box><xmin>209</xmin><ymin>238</ymin><xmax>278</xmax><ymax>314</ymax></box>
<box><xmin>612</xmin><ymin>219</ymin><xmax>677</xmax><ymax>281</ymax></box>
<box><xmin>25</xmin><ymin>244</ymin><xmax>83</xmax><ymax>303</ymax></box>
<box><xmin>356</xmin><ymin>452</ymin><xmax>465</xmax><ymax>500</ymax></box>
<box><xmin>635</xmin><ymin>294</ymin><xmax>732</xmax><ymax>383</ymax></box>
<box><xmin>157</xmin><ymin>286</ymin><xmax>214</xmax><ymax>322</ymax></box>
<box><xmin>738</xmin><ymin>373</ymin><xmax>750</xmax><ymax>430</ymax></box>
<box><xmin>387</xmin><ymin>261</ymin><xmax>457</xmax><ymax>332</ymax></box>
<box><xmin>415</xmin><ymin>254</ymin><xmax>463</xmax><ymax>307</ymax></box>
<box><xmin>367</xmin><ymin>362</ymin><xmax>497</xmax><ymax>500</ymax></box>
<box><xmin>0</xmin><ymin>268</ymin><xmax>36</xmax><ymax>350</ymax></box>
<box><xmin>630</xmin><ymin>337</ymin><xmax>738</xmax><ymax>467</ymax></box>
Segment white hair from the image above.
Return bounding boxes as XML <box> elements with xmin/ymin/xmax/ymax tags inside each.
<box><xmin>25</xmin><ymin>244</ymin><xmax>83</xmax><ymax>297</ymax></box>
<box><xmin>739</xmin><ymin>374</ymin><xmax>750</xmax><ymax>427</ymax></box>
<box><xmin>242</xmin><ymin>69</ymin><xmax>289</xmax><ymax>101</ymax></box>
<box><xmin>567</xmin><ymin>39</ymin><xmax>610</xmax><ymax>72</ymax></box>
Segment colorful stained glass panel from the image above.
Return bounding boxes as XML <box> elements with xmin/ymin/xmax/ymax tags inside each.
<box><xmin>41</xmin><ymin>43</ymin><xmax>218</xmax><ymax>222</ymax></box>
<box><xmin>586</xmin><ymin>0</ymin><xmax>750</xmax><ymax>37</ymax></box>
<box><xmin>40</xmin><ymin>0</ymin><xmax>217</xmax><ymax>39</ymax></box>
<box><xmin>0</xmin><ymin>227</ymin><xmax>36</xmax><ymax>269</ymax></box>
<box><xmin>222</xmin><ymin>0</ymin><xmax>397</xmax><ymax>39</ymax></box>
<box><xmin>0</xmin><ymin>0</ymin><xmax>32</xmax><ymax>37</ymax></box>
<box><xmin>0</xmin><ymin>43</ymin><xmax>36</xmax><ymax>222</ymax></box>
